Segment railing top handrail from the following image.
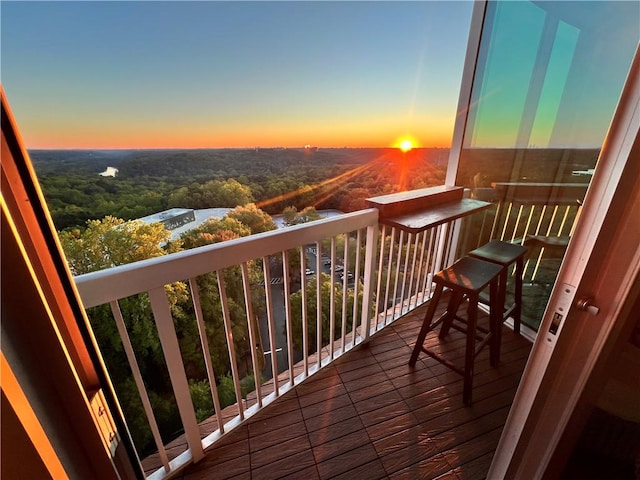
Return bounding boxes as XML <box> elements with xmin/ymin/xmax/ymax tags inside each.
<box><xmin>75</xmin><ymin>209</ymin><xmax>378</xmax><ymax>308</ymax></box>
<box><xmin>490</xmin><ymin>182</ymin><xmax>589</xmax><ymax>205</ymax></box>
<box><xmin>491</xmin><ymin>182</ymin><xmax>589</xmax><ymax>188</ymax></box>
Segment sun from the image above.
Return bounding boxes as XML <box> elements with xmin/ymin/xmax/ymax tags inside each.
<box><xmin>394</xmin><ymin>136</ymin><xmax>417</xmax><ymax>152</ymax></box>
<box><xmin>399</xmin><ymin>139</ymin><xmax>413</xmax><ymax>152</ymax></box>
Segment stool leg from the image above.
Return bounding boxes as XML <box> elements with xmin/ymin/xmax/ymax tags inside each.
<box><xmin>513</xmin><ymin>257</ymin><xmax>523</xmax><ymax>334</ymax></box>
<box><xmin>499</xmin><ymin>266</ymin><xmax>507</xmax><ymax>322</ymax></box>
<box><xmin>489</xmin><ymin>278</ymin><xmax>501</xmax><ymax>367</ymax></box>
<box><xmin>439</xmin><ymin>290</ymin><xmax>464</xmax><ymax>338</ymax></box>
<box><xmin>463</xmin><ymin>293</ymin><xmax>477</xmax><ymax>406</ymax></box>
<box><xmin>409</xmin><ymin>284</ymin><xmax>443</xmax><ymax>366</ymax></box>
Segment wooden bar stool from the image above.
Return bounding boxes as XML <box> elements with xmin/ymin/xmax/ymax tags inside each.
<box><xmin>468</xmin><ymin>240</ymin><xmax>527</xmax><ymax>334</ymax></box>
<box><xmin>409</xmin><ymin>256</ymin><xmax>503</xmax><ymax>405</ymax></box>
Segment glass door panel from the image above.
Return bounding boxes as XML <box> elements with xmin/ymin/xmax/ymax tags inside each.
<box><xmin>456</xmin><ymin>1</ymin><xmax>639</xmax><ymax>331</ymax></box>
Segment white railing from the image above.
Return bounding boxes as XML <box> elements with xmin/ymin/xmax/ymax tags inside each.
<box><xmin>468</xmin><ymin>182</ymin><xmax>588</xmax><ymax>281</ymax></box>
<box><xmin>74</xmin><ymin>206</ymin><xmax>469</xmax><ymax>479</ymax></box>
<box><xmin>458</xmin><ymin>182</ymin><xmax>589</xmax><ymax>332</ymax></box>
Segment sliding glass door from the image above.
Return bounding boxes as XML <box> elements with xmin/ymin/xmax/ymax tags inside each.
<box><xmin>454</xmin><ymin>0</ymin><xmax>639</xmax><ymax>331</ymax></box>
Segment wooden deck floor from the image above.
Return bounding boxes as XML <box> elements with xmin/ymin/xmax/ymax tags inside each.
<box><xmin>174</xmin><ymin>301</ymin><xmax>533</xmax><ymax>480</ymax></box>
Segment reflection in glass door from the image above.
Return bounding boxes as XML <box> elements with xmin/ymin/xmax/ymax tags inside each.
<box><xmin>455</xmin><ymin>0</ymin><xmax>639</xmax><ymax>331</ymax></box>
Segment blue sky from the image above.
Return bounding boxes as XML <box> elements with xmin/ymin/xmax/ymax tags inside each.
<box><xmin>1</xmin><ymin>1</ymin><xmax>474</xmax><ymax>149</ymax></box>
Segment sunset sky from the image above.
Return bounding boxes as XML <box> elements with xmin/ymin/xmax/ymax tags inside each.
<box><xmin>1</xmin><ymin>1</ymin><xmax>473</xmax><ymax>149</ymax></box>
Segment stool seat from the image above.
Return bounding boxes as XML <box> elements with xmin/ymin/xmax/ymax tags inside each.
<box><xmin>524</xmin><ymin>235</ymin><xmax>570</xmax><ymax>250</ymax></box>
<box><xmin>409</xmin><ymin>256</ymin><xmax>503</xmax><ymax>405</ymax></box>
<box><xmin>435</xmin><ymin>256</ymin><xmax>504</xmax><ymax>293</ymax></box>
<box><xmin>468</xmin><ymin>239</ymin><xmax>527</xmax><ymax>265</ymax></box>
<box><xmin>468</xmin><ymin>240</ymin><xmax>527</xmax><ymax>334</ymax></box>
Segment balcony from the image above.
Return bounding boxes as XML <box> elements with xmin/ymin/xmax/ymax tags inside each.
<box><xmin>73</xmin><ymin>187</ymin><xmax>536</xmax><ymax>479</ymax></box>
<box><xmin>3</xmin><ymin>1</ymin><xmax>639</xmax><ymax>478</ymax></box>
<box><xmin>150</xmin><ymin>301</ymin><xmax>531</xmax><ymax>480</ymax></box>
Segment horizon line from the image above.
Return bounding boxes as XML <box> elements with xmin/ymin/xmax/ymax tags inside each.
<box><xmin>27</xmin><ymin>145</ymin><xmax>601</xmax><ymax>151</ymax></box>
<box><xmin>28</xmin><ymin>145</ymin><xmax>451</xmax><ymax>151</ymax></box>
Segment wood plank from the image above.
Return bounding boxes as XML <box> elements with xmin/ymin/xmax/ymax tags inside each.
<box><xmin>251</xmin><ymin>449</ymin><xmax>317</xmax><ymax>480</ymax></box>
<box><xmin>307</xmin><ymin>415</ymin><xmax>366</xmax><ymax>449</ymax></box>
<box><xmin>174</xmin><ymin>299</ymin><xmax>533</xmax><ymax>480</ymax></box>
<box><xmin>328</xmin><ymin>458</ymin><xmax>388</xmax><ymax>480</ymax></box>
<box><xmin>248</xmin><ymin>418</ymin><xmax>307</xmax><ymax>452</ymax></box>
<box><xmin>315</xmin><ymin>442</ymin><xmax>380</xmax><ymax>479</ymax></box>
<box><xmin>250</xmin><ymin>434</ymin><xmax>313</xmax><ymax>470</ymax></box>
<box><xmin>387</xmin><ymin>453</ymin><xmax>454</xmax><ymax>479</ymax></box>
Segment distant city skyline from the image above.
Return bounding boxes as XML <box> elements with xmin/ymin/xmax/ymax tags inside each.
<box><xmin>1</xmin><ymin>1</ymin><xmax>473</xmax><ymax>149</ymax></box>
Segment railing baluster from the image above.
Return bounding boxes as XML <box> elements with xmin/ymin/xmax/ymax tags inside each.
<box><xmin>490</xmin><ymin>200</ymin><xmax>503</xmax><ymax>240</ymax></box>
<box><xmin>188</xmin><ymin>278</ymin><xmax>225</xmax><ymax>430</ymax></box>
<box><xmin>340</xmin><ymin>235</ymin><xmax>350</xmax><ymax>351</ymax></box>
<box><xmin>420</xmin><ymin>228</ymin><xmax>436</xmax><ymax>299</ymax></box>
<box><xmin>413</xmin><ymin>230</ymin><xmax>428</xmax><ymax>306</ymax></box>
<box><xmin>523</xmin><ymin>204</ymin><xmax>548</xmax><ymax>279</ymax></box>
<box><xmin>240</xmin><ymin>263</ymin><xmax>262</xmax><ymax>407</ymax></box>
<box><xmin>446</xmin><ymin>216</ymin><xmax>463</xmax><ymax>266</ymax></box>
<box><xmin>546</xmin><ymin>205</ymin><xmax>559</xmax><ymax>236</ymax></box>
<box><xmin>531</xmin><ymin>205</ymin><xmax>559</xmax><ymax>280</ymax></box>
<box><xmin>557</xmin><ymin>205</ymin><xmax>571</xmax><ymax>236</ymax></box>
<box><xmin>391</xmin><ymin>229</ymin><xmax>403</xmax><ymax>321</ymax></box>
<box><xmin>315</xmin><ymin>241</ymin><xmax>322</xmax><ymax>369</ymax></box>
<box><xmin>352</xmin><ymin>229</ymin><xmax>362</xmax><ymax>336</ymax></box>
<box><xmin>535</xmin><ymin>205</ymin><xmax>548</xmax><ymax>234</ymax></box>
<box><xmin>261</xmin><ymin>257</ymin><xmax>279</xmax><ymax>396</ymax></box>
<box><xmin>148</xmin><ymin>286</ymin><xmax>204</xmax><ymax>462</ymax></box>
<box><xmin>383</xmin><ymin>227</ymin><xmax>395</xmax><ymax>324</ymax></box>
<box><xmin>360</xmin><ymin>223</ymin><xmax>378</xmax><ymax>340</ymax></box>
<box><xmin>109</xmin><ymin>300</ymin><xmax>169</xmax><ymax>472</ymax></box>
<box><xmin>329</xmin><ymin>237</ymin><xmax>337</xmax><ymax>359</ymax></box>
<box><xmin>511</xmin><ymin>204</ymin><xmax>524</xmax><ymax>242</ymax></box>
<box><xmin>407</xmin><ymin>232</ymin><xmax>419</xmax><ymax>310</ymax></box>
<box><xmin>477</xmin><ymin>207</ymin><xmax>491</xmax><ymax>248</ymax></box>
<box><xmin>399</xmin><ymin>232</ymin><xmax>411</xmax><ymax>316</ymax></box>
<box><xmin>282</xmin><ymin>250</ymin><xmax>295</xmax><ymax>386</ymax></box>
<box><xmin>300</xmin><ymin>246</ymin><xmax>309</xmax><ymax>377</ymax></box>
<box><xmin>500</xmin><ymin>202</ymin><xmax>514</xmax><ymax>240</ymax></box>
<box><xmin>522</xmin><ymin>205</ymin><xmax>536</xmax><ymax>244</ymax></box>
<box><xmin>374</xmin><ymin>224</ymin><xmax>387</xmax><ymax>324</ymax></box>
<box><xmin>569</xmin><ymin>203</ymin><xmax>583</xmax><ymax>236</ymax></box>
<box><xmin>433</xmin><ymin>223</ymin><xmax>449</xmax><ymax>273</ymax></box>
<box><xmin>215</xmin><ymin>273</ymin><xmax>244</xmax><ymax>420</ymax></box>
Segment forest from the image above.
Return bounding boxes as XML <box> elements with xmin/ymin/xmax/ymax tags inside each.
<box><xmin>31</xmin><ymin>147</ymin><xmax>450</xmax><ymax>231</ymax></box>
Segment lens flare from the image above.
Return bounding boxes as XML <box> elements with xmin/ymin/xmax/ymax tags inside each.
<box><xmin>400</xmin><ymin>139</ymin><xmax>413</xmax><ymax>152</ymax></box>
<box><xmin>394</xmin><ymin>136</ymin><xmax>417</xmax><ymax>152</ymax></box>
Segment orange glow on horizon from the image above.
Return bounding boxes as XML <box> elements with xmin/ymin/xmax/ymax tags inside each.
<box><xmin>19</xmin><ymin>118</ymin><xmax>452</xmax><ymax>150</ymax></box>
<box><xmin>393</xmin><ymin>135</ymin><xmax>419</xmax><ymax>153</ymax></box>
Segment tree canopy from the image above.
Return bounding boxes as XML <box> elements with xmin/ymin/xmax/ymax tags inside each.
<box><xmin>58</xmin><ymin>216</ymin><xmax>180</xmax><ymax>275</ymax></box>
<box><xmin>32</xmin><ymin>147</ymin><xmax>449</xmax><ymax>230</ymax></box>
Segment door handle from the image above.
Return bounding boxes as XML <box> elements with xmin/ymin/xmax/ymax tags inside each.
<box><xmin>576</xmin><ymin>297</ymin><xmax>600</xmax><ymax>316</ymax></box>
